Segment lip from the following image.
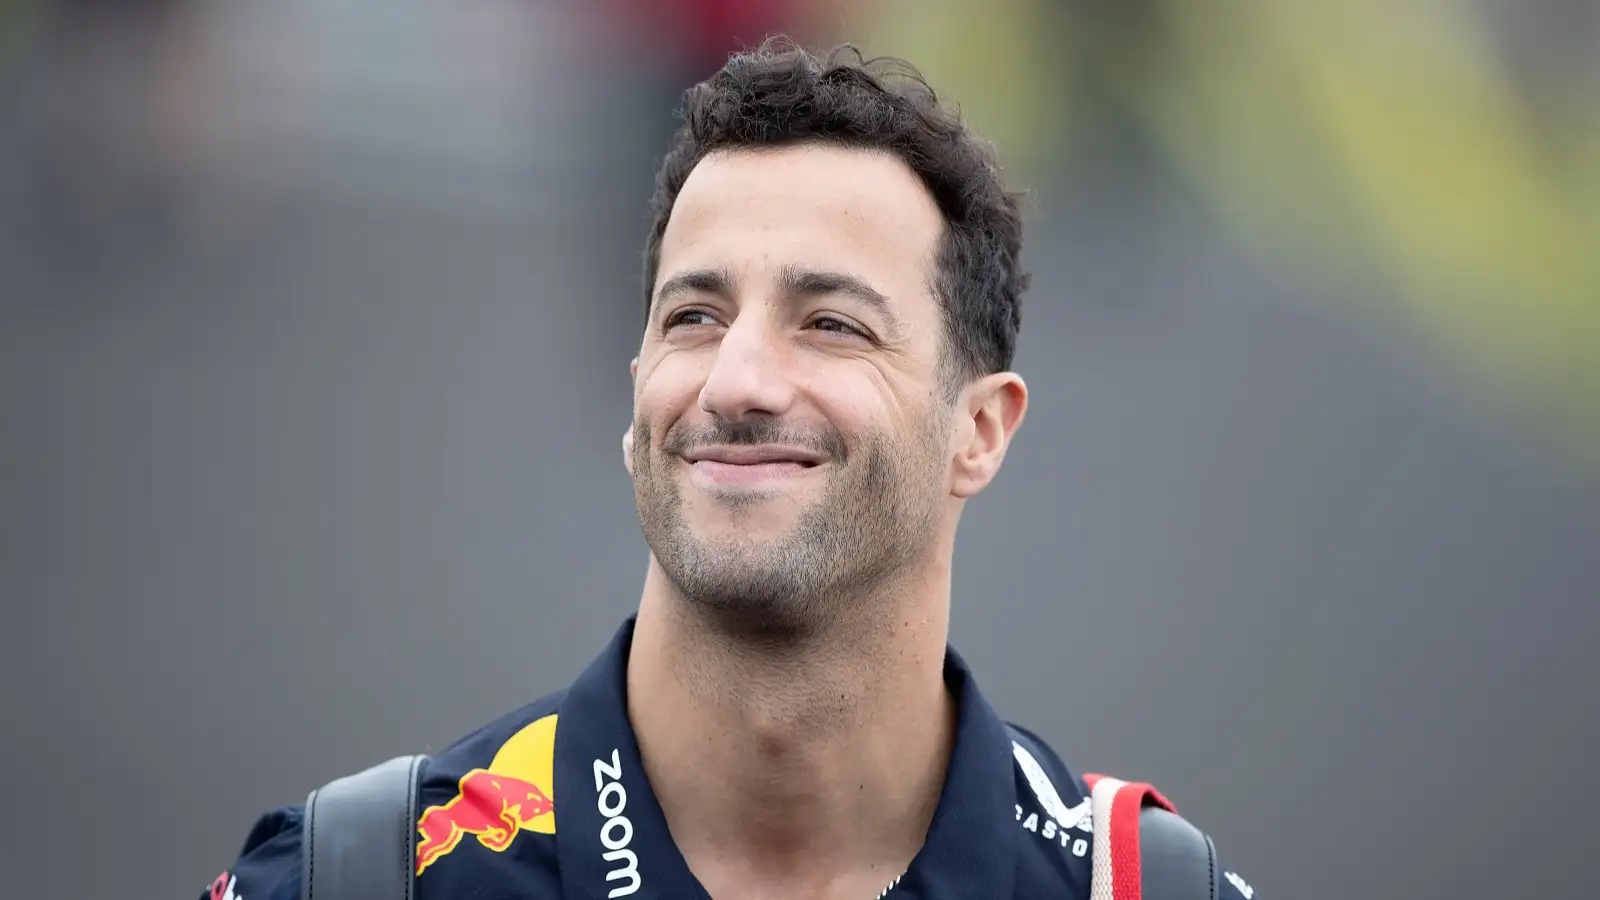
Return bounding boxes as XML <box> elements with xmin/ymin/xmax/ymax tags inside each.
<box><xmin>681</xmin><ymin>446</ymin><xmax>825</xmax><ymax>467</ymax></box>
<box><xmin>680</xmin><ymin>446</ymin><xmax>827</xmax><ymax>489</ymax></box>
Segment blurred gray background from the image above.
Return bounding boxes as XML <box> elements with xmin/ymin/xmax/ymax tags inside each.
<box><xmin>1</xmin><ymin>1</ymin><xmax>1596</xmax><ymax>898</ymax></box>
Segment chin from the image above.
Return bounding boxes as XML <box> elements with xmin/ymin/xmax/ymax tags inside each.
<box><xmin>683</xmin><ymin>482</ymin><xmax>810</xmax><ymax>519</ymax></box>
<box><xmin>684</xmin><ymin>511</ymin><xmax>796</xmax><ymax>544</ymax></box>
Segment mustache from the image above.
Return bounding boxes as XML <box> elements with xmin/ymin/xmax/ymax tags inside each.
<box><xmin>657</xmin><ymin>417</ymin><xmax>848</xmax><ymax>462</ymax></box>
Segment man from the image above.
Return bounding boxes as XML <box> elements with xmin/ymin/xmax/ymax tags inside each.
<box><xmin>199</xmin><ymin>39</ymin><xmax>1261</xmax><ymax>900</ymax></box>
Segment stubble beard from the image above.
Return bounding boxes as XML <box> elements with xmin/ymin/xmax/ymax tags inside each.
<box><xmin>631</xmin><ymin>413</ymin><xmax>949</xmax><ymax>644</ymax></box>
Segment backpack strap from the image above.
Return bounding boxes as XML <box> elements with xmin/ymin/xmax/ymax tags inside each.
<box><xmin>1084</xmin><ymin>773</ymin><xmax>1219</xmax><ymax>900</ymax></box>
<box><xmin>1009</xmin><ymin>723</ymin><xmax>1217</xmax><ymax>899</ymax></box>
<box><xmin>1137</xmin><ymin>806</ymin><xmax>1220</xmax><ymax>900</ymax></box>
<box><xmin>301</xmin><ymin>754</ymin><xmax>428</xmax><ymax>900</ymax></box>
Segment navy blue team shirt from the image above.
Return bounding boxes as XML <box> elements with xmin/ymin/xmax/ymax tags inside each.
<box><xmin>199</xmin><ymin>617</ymin><xmax>1260</xmax><ymax>900</ymax></box>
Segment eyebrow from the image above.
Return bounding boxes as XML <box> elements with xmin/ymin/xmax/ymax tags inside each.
<box><xmin>651</xmin><ymin>265</ymin><xmax>905</xmax><ymax>337</ymax></box>
<box><xmin>652</xmin><ymin>267</ymin><xmax>736</xmax><ymax>311</ymax></box>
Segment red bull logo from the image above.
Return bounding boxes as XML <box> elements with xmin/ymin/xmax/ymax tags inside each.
<box><xmin>415</xmin><ymin>713</ymin><xmax>558</xmax><ymax>875</ymax></box>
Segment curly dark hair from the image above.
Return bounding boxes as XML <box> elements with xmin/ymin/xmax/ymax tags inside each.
<box><xmin>642</xmin><ymin>37</ymin><xmax>1029</xmax><ymax>388</ymax></box>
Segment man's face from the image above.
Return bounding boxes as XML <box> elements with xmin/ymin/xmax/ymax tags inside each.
<box><xmin>628</xmin><ymin>144</ymin><xmax>957</xmax><ymax>635</ymax></box>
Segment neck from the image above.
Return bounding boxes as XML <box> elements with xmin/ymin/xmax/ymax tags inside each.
<box><xmin>625</xmin><ymin>561</ymin><xmax>957</xmax><ymax>899</ymax></box>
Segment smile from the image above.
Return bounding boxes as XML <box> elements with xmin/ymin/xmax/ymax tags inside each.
<box><xmin>680</xmin><ymin>446</ymin><xmax>826</xmax><ymax>488</ymax></box>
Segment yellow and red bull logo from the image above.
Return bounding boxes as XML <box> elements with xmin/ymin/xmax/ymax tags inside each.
<box><xmin>415</xmin><ymin>713</ymin><xmax>558</xmax><ymax>875</ymax></box>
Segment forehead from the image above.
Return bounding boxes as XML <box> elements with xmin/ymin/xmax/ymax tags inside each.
<box><xmin>656</xmin><ymin>144</ymin><xmax>945</xmax><ymax>311</ymax></box>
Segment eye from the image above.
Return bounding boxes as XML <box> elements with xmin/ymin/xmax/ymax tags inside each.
<box><xmin>808</xmin><ymin>315</ymin><xmax>866</xmax><ymax>338</ymax></box>
<box><xmin>663</xmin><ymin>308</ymin><xmax>720</xmax><ymax>329</ymax></box>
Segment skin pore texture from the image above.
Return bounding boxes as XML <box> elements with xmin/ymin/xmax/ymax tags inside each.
<box><xmin>623</xmin><ymin>144</ymin><xmax>1027</xmax><ymax>900</ymax></box>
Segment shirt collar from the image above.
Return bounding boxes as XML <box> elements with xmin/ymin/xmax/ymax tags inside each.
<box><xmin>554</xmin><ymin>616</ymin><xmax>1018</xmax><ymax>900</ymax></box>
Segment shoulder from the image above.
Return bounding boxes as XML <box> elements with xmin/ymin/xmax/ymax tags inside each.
<box><xmin>195</xmin><ymin>805</ymin><xmax>304</xmax><ymax>900</ymax></box>
<box><xmin>412</xmin><ymin>690</ymin><xmax>566</xmax><ymax>891</ymax></box>
<box><xmin>1004</xmin><ymin>721</ymin><xmax>1265</xmax><ymax>899</ymax></box>
<box><xmin>1006</xmin><ymin>721</ymin><xmax>1090</xmax><ymax>837</ymax></box>
<box><xmin>422</xmin><ymin>689</ymin><xmax>567</xmax><ymax>790</ymax></box>
<box><xmin>194</xmin><ymin>690</ymin><xmax>569</xmax><ymax>900</ymax></box>
<box><xmin>1004</xmin><ymin>721</ymin><xmax>1096</xmax><ymax>893</ymax></box>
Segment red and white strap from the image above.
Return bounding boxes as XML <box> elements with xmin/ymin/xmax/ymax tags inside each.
<box><xmin>1082</xmin><ymin>773</ymin><xmax>1176</xmax><ymax>900</ymax></box>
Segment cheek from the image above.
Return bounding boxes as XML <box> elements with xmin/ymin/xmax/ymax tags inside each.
<box><xmin>828</xmin><ymin>370</ymin><xmax>931</xmax><ymax>436</ymax></box>
<box><xmin>893</xmin><ymin>396</ymin><xmax>957</xmax><ymax>466</ymax></box>
<box><xmin>635</xmin><ymin>356</ymin><xmax>707</xmax><ymax>428</ymax></box>
<box><xmin>806</xmin><ymin>373</ymin><xmax>883</xmax><ymax>438</ymax></box>
<box><xmin>825</xmin><ymin>387</ymin><xmax>881</xmax><ymax>428</ymax></box>
<box><xmin>822</xmin><ymin>392</ymin><xmax>938</xmax><ymax>469</ymax></box>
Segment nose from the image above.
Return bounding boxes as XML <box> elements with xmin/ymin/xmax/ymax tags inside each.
<box><xmin>697</xmin><ymin>314</ymin><xmax>796</xmax><ymax>424</ymax></box>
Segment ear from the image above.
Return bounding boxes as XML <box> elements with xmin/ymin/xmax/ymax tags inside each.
<box><xmin>623</xmin><ymin>357</ymin><xmax>640</xmax><ymax>476</ymax></box>
<box><xmin>950</xmin><ymin>372</ymin><xmax>1027</xmax><ymax>499</ymax></box>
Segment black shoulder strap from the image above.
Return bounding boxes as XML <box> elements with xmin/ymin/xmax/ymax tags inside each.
<box><xmin>301</xmin><ymin>754</ymin><xmax>428</xmax><ymax>900</ymax></box>
<box><xmin>1138</xmin><ymin>806</ymin><xmax>1220</xmax><ymax>899</ymax></box>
